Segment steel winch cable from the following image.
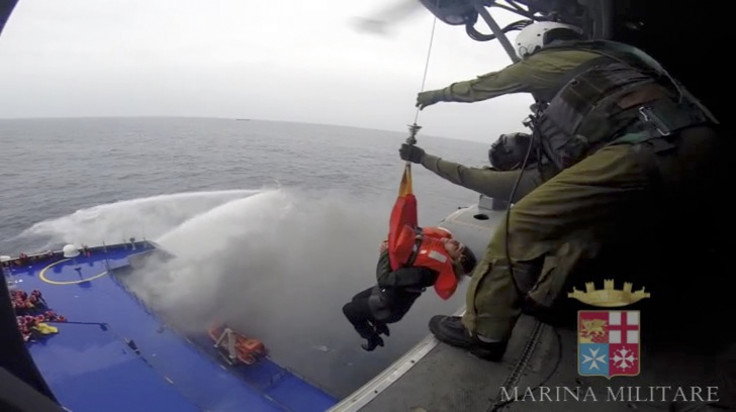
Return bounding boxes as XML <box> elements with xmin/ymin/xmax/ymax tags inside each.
<box><xmin>406</xmin><ymin>4</ymin><xmax>438</xmax><ymax>145</ymax></box>
<box><xmin>413</xmin><ymin>12</ymin><xmax>438</xmax><ymax>126</ymax></box>
<box><xmin>503</xmin><ymin>113</ymin><xmax>539</xmax><ymax>284</ymax></box>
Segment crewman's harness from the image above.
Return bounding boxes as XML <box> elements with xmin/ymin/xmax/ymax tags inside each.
<box><xmin>505</xmin><ymin>39</ymin><xmax>719</xmax><ymax>299</ymax></box>
<box><xmin>528</xmin><ymin>40</ymin><xmax>718</xmax><ymax>179</ymax></box>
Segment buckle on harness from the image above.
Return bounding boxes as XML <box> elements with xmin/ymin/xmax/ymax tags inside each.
<box><xmin>405</xmin><ymin>231</ymin><xmax>424</xmax><ymax>267</ymax></box>
<box><xmin>638</xmin><ymin>106</ymin><xmax>671</xmax><ymax>136</ymax></box>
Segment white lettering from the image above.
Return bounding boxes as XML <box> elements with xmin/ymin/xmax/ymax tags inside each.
<box><xmin>539</xmin><ymin>386</ymin><xmax>553</xmax><ymax>402</ymax></box>
<box><xmin>656</xmin><ymin>386</ymin><xmax>672</xmax><ymax>402</ymax></box>
<box><xmin>607</xmin><ymin>386</ymin><xmax>624</xmax><ymax>401</ymax></box>
<box><xmin>494</xmin><ymin>386</ymin><xmax>720</xmax><ymax>403</ymax></box>
<box><xmin>499</xmin><ymin>387</ymin><xmax>518</xmax><ymax>402</ymax></box>
<box><xmin>691</xmin><ymin>386</ymin><xmax>704</xmax><ymax>402</ymax></box>
<box><xmin>562</xmin><ymin>386</ymin><xmax>580</xmax><ymax>401</ymax></box>
<box><xmin>674</xmin><ymin>387</ymin><xmax>688</xmax><ymax>402</ymax></box>
<box><xmin>633</xmin><ymin>386</ymin><xmax>650</xmax><ymax>401</ymax></box>
<box><xmin>707</xmin><ymin>387</ymin><xmax>720</xmax><ymax>403</ymax></box>
<box><xmin>582</xmin><ymin>387</ymin><xmax>597</xmax><ymax>402</ymax></box>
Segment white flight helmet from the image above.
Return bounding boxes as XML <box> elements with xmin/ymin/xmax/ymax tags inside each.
<box><xmin>514</xmin><ymin>21</ymin><xmax>584</xmax><ymax>59</ymax></box>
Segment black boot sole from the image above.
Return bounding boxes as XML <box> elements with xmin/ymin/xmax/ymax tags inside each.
<box><xmin>429</xmin><ymin>315</ymin><xmax>506</xmax><ymax>362</ymax></box>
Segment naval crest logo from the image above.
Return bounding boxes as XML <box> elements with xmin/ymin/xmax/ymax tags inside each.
<box><xmin>568</xmin><ymin>280</ymin><xmax>650</xmax><ymax>378</ymax></box>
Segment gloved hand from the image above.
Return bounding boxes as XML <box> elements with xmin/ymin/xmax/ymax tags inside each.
<box><xmin>399</xmin><ymin>143</ymin><xmax>425</xmax><ymax>163</ymax></box>
<box><xmin>379</xmin><ymin>240</ymin><xmax>389</xmax><ymax>253</ymax></box>
<box><xmin>415</xmin><ymin>89</ymin><xmax>444</xmax><ymax>110</ymax></box>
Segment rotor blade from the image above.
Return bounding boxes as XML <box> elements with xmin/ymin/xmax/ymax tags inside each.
<box><xmin>352</xmin><ymin>0</ymin><xmax>424</xmax><ymax>35</ymax></box>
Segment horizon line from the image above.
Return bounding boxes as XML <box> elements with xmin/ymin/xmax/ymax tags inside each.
<box><xmin>0</xmin><ymin>115</ymin><xmax>486</xmax><ymax>144</ymax></box>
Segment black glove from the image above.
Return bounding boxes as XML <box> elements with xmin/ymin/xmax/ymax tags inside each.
<box><xmin>399</xmin><ymin>143</ymin><xmax>425</xmax><ymax>163</ymax></box>
<box><xmin>415</xmin><ymin>89</ymin><xmax>443</xmax><ymax>110</ymax></box>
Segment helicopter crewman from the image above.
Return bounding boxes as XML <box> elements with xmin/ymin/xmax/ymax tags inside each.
<box><xmin>401</xmin><ymin>21</ymin><xmax>723</xmax><ymax>361</ymax></box>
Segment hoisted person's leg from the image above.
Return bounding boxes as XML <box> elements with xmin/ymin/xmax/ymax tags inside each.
<box><xmin>342</xmin><ymin>287</ymin><xmax>384</xmax><ymax>351</ymax></box>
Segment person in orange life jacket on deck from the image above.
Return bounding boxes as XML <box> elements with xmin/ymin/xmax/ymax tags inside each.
<box><xmin>342</xmin><ymin>225</ymin><xmax>477</xmax><ymax>351</ymax></box>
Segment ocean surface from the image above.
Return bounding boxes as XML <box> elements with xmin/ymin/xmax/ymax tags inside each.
<box><xmin>1</xmin><ymin>117</ymin><xmax>493</xmax><ymax>398</ymax></box>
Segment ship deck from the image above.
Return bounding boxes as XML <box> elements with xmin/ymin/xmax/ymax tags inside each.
<box><xmin>5</xmin><ymin>241</ymin><xmax>336</xmax><ymax>412</ymax></box>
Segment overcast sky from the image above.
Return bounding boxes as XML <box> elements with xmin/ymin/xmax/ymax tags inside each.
<box><xmin>0</xmin><ymin>0</ymin><xmax>534</xmax><ymax>142</ymax></box>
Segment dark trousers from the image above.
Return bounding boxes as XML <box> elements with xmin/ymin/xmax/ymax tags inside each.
<box><xmin>342</xmin><ymin>287</ymin><xmax>382</xmax><ymax>340</ymax></box>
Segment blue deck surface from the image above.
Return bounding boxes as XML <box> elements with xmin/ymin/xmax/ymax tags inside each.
<box><xmin>6</xmin><ymin>242</ymin><xmax>337</xmax><ymax>412</ymax></box>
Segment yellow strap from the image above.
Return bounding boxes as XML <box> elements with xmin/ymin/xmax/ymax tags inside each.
<box><xmin>398</xmin><ymin>163</ymin><xmax>413</xmax><ymax>197</ymax></box>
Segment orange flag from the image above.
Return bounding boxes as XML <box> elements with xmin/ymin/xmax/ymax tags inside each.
<box><xmin>388</xmin><ymin>163</ymin><xmax>418</xmax><ymax>270</ymax></box>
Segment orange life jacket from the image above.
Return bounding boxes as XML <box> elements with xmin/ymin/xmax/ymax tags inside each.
<box><xmin>391</xmin><ymin>225</ymin><xmax>458</xmax><ymax>300</ymax></box>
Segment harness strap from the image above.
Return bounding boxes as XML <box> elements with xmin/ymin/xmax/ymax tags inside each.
<box><xmin>404</xmin><ymin>228</ymin><xmax>424</xmax><ymax>267</ymax></box>
<box><xmin>613</xmin><ymin>97</ymin><xmax>713</xmax><ymax>145</ymax></box>
<box><xmin>639</xmin><ymin>98</ymin><xmax>711</xmax><ymax>136</ymax></box>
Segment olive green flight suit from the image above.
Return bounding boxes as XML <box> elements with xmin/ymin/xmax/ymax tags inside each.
<box><xmin>425</xmin><ymin>48</ymin><xmax>720</xmax><ymax>340</ymax></box>
<box><xmin>419</xmin><ymin>154</ymin><xmax>542</xmax><ymax>203</ymax></box>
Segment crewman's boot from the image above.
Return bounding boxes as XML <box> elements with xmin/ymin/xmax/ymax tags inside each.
<box><xmin>429</xmin><ymin>315</ymin><xmax>507</xmax><ymax>361</ymax></box>
<box><xmin>361</xmin><ymin>334</ymin><xmax>384</xmax><ymax>352</ymax></box>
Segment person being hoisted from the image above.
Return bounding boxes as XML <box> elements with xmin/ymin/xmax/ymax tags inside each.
<box><xmin>342</xmin><ymin>224</ymin><xmax>477</xmax><ymax>351</ymax></box>
<box><xmin>342</xmin><ymin>130</ymin><xmax>477</xmax><ymax>351</ymax></box>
